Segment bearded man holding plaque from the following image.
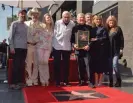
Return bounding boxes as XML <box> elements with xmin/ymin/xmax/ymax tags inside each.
<box><xmin>71</xmin><ymin>13</ymin><xmax>92</xmax><ymax>86</ymax></box>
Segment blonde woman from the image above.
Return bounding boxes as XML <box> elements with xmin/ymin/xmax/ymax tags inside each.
<box><xmin>89</xmin><ymin>15</ymin><xmax>110</xmax><ymax>88</ymax></box>
<box><xmin>35</xmin><ymin>13</ymin><xmax>54</xmax><ymax>86</ymax></box>
<box><xmin>106</xmin><ymin>15</ymin><xmax>124</xmax><ymax>87</ymax></box>
<box><xmin>42</xmin><ymin>13</ymin><xmax>54</xmax><ymax>52</ymax></box>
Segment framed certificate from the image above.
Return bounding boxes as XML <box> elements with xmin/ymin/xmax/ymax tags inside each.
<box><xmin>75</xmin><ymin>30</ymin><xmax>90</xmax><ymax>49</ymax></box>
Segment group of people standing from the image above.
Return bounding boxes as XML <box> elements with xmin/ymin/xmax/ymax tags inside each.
<box><xmin>71</xmin><ymin>13</ymin><xmax>124</xmax><ymax>88</ymax></box>
<box><xmin>8</xmin><ymin>7</ymin><xmax>124</xmax><ymax>90</ymax></box>
<box><xmin>9</xmin><ymin>8</ymin><xmax>54</xmax><ymax>89</ymax></box>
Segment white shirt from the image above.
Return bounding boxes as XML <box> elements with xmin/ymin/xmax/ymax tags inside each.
<box><xmin>53</xmin><ymin>19</ymin><xmax>75</xmax><ymax>50</ymax></box>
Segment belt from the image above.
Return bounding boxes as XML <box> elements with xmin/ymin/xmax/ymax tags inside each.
<box><xmin>27</xmin><ymin>42</ymin><xmax>37</xmax><ymax>46</ymax></box>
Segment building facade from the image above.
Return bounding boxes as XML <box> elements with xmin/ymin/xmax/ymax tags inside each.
<box><xmin>48</xmin><ymin>0</ymin><xmax>93</xmax><ymax>22</ymax></box>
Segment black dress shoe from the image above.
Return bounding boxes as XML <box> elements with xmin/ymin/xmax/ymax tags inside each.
<box><xmin>9</xmin><ymin>84</ymin><xmax>21</xmax><ymax>90</ymax></box>
<box><xmin>78</xmin><ymin>81</ymin><xmax>86</xmax><ymax>86</ymax></box>
<box><xmin>78</xmin><ymin>83</ymin><xmax>83</xmax><ymax>86</ymax></box>
<box><xmin>89</xmin><ymin>83</ymin><xmax>96</xmax><ymax>88</ymax></box>
<box><xmin>115</xmin><ymin>82</ymin><xmax>121</xmax><ymax>87</ymax></box>
<box><xmin>56</xmin><ymin>82</ymin><xmax>61</xmax><ymax>87</ymax></box>
<box><xmin>14</xmin><ymin>85</ymin><xmax>22</xmax><ymax>90</ymax></box>
<box><xmin>56</xmin><ymin>84</ymin><xmax>60</xmax><ymax>87</ymax></box>
<box><xmin>63</xmin><ymin>82</ymin><xmax>71</xmax><ymax>86</ymax></box>
<box><xmin>91</xmin><ymin>85</ymin><xmax>96</xmax><ymax>88</ymax></box>
<box><xmin>109</xmin><ymin>83</ymin><xmax>113</xmax><ymax>87</ymax></box>
<box><xmin>11</xmin><ymin>85</ymin><xmax>21</xmax><ymax>90</ymax></box>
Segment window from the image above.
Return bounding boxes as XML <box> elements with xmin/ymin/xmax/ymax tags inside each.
<box><xmin>99</xmin><ymin>6</ymin><xmax>118</xmax><ymax>26</ymax></box>
<box><xmin>101</xmin><ymin>11</ymin><xmax>110</xmax><ymax>26</ymax></box>
<box><xmin>111</xmin><ymin>6</ymin><xmax>118</xmax><ymax>21</ymax></box>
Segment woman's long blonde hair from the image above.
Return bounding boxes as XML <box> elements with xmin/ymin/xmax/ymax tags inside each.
<box><xmin>92</xmin><ymin>15</ymin><xmax>103</xmax><ymax>27</ymax></box>
<box><xmin>106</xmin><ymin>15</ymin><xmax>118</xmax><ymax>31</ymax></box>
<box><xmin>43</xmin><ymin>13</ymin><xmax>54</xmax><ymax>31</ymax></box>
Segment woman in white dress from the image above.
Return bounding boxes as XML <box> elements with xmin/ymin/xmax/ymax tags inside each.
<box><xmin>36</xmin><ymin>13</ymin><xmax>54</xmax><ymax>86</ymax></box>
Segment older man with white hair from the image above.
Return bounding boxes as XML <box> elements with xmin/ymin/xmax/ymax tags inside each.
<box><xmin>53</xmin><ymin>11</ymin><xmax>75</xmax><ymax>87</ymax></box>
<box><xmin>71</xmin><ymin>13</ymin><xmax>92</xmax><ymax>87</ymax></box>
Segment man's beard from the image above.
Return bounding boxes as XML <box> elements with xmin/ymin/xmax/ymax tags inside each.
<box><xmin>32</xmin><ymin>18</ymin><xmax>38</xmax><ymax>22</ymax></box>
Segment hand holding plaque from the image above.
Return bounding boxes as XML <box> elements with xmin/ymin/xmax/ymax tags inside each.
<box><xmin>83</xmin><ymin>45</ymin><xmax>90</xmax><ymax>51</ymax></box>
<box><xmin>73</xmin><ymin>44</ymin><xmax>79</xmax><ymax>50</ymax></box>
<box><xmin>75</xmin><ymin>30</ymin><xmax>90</xmax><ymax>49</ymax></box>
<box><xmin>91</xmin><ymin>38</ymin><xmax>97</xmax><ymax>41</ymax></box>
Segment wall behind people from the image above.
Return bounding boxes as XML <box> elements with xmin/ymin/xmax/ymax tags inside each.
<box><xmin>39</xmin><ymin>6</ymin><xmax>49</xmax><ymax>21</ymax></box>
<box><xmin>118</xmin><ymin>1</ymin><xmax>133</xmax><ymax>75</ymax></box>
<box><xmin>77</xmin><ymin>1</ymin><xmax>93</xmax><ymax>14</ymax></box>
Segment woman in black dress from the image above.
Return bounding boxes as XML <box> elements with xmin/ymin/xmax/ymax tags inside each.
<box><xmin>106</xmin><ymin>16</ymin><xmax>124</xmax><ymax>87</ymax></box>
<box><xmin>89</xmin><ymin>15</ymin><xmax>110</xmax><ymax>87</ymax></box>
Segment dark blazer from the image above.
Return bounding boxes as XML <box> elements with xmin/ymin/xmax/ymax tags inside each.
<box><xmin>109</xmin><ymin>26</ymin><xmax>124</xmax><ymax>56</ymax></box>
<box><xmin>89</xmin><ymin>26</ymin><xmax>111</xmax><ymax>59</ymax></box>
<box><xmin>71</xmin><ymin>24</ymin><xmax>92</xmax><ymax>57</ymax></box>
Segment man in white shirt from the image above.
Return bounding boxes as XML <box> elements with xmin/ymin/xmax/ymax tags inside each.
<box><xmin>53</xmin><ymin>11</ymin><xmax>75</xmax><ymax>87</ymax></box>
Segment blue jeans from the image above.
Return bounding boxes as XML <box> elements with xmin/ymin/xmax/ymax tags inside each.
<box><xmin>76</xmin><ymin>54</ymin><xmax>90</xmax><ymax>82</ymax></box>
<box><xmin>113</xmin><ymin>54</ymin><xmax>121</xmax><ymax>79</ymax></box>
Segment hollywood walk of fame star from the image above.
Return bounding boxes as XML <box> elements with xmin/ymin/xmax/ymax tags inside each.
<box><xmin>53</xmin><ymin>90</ymin><xmax>100</xmax><ymax>101</ymax></box>
<box><xmin>80</xmin><ymin>33</ymin><xmax>87</xmax><ymax>41</ymax></box>
<box><xmin>54</xmin><ymin>93</ymin><xmax>83</xmax><ymax>100</ymax></box>
<box><xmin>71</xmin><ymin>91</ymin><xmax>100</xmax><ymax>99</ymax></box>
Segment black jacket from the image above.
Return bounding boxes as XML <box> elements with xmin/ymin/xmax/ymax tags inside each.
<box><xmin>71</xmin><ymin>24</ymin><xmax>92</xmax><ymax>57</ymax></box>
<box><xmin>89</xmin><ymin>26</ymin><xmax>111</xmax><ymax>59</ymax></box>
<box><xmin>0</xmin><ymin>43</ymin><xmax>8</xmax><ymax>53</ymax></box>
<box><xmin>109</xmin><ymin>26</ymin><xmax>124</xmax><ymax>56</ymax></box>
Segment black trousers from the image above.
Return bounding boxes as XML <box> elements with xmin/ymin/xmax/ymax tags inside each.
<box><xmin>12</xmin><ymin>48</ymin><xmax>27</xmax><ymax>84</ymax></box>
<box><xmin>53</xmin><ymin>48</ymin><xmax>71</xmax><ymax>85</ymax></box>
<box><xmin>76</xmin><ymin>54</ymin><xmax>90</xmax><ymax>83</ymax></box>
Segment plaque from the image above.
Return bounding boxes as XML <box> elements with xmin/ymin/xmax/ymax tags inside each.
<box><xmin>75</xmin><ymin>30</ymin><xmax>90</xmax><ymax>49</ymax></box>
